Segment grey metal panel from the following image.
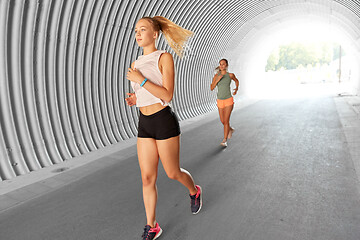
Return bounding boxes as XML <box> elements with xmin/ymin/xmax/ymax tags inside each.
<box><xmin>34</xmin><ymin>0</ymin><xmax>63</xmax><ymax>164</ymax></box>
<box><xmin>45</xmin><ymin>0</ymin><xmax>73</xmax><ymax>160</ymax></box>
<box><xmin>0</xmin><ymin>124</ymin><xmax>16</xmax><ymax>180</ymax></box>
<box><xmin>2</xmin><ymin>0</ymin><xmax>30</xmax><ymax>175</ymax></box>
<box><xmin>73</xmin><ymin>0</ymin><xmax>97</xmax><ymax>152</ymax></box>
<box><xmin>111</xmin><ymin>1</ymin><xmax>137</xmax><ymax>140</ymax></box>
<box><xmin>89</xmin><ymin>0</ymin><xmax>112</xmax><ymax>147</ymax></box>
<box><xmin>63</xmin><ymin>0</ymin><xmax>89</xmax><ymax>154</ymax></box>
<box><xmin>115</xmin><ymin>0</ymin><xmax>141</xmax><ymax>138</ymax></box>
<box><xmin>82</xmin><ymin>0</ymin><xmax>104</xmax><ymax>149</ymax></box>
<box><xmin>0</xmin><ymin>0</ymin><xmax>16</xmax><ymax>180</ymax></box>
<box><xmin>21</xmin><ymin>0</ymin><xmax>52</xmax><ymax>168</ymax></box>
<box><xmin>101</xmin><ymin>0</ymin><xmax>123</xmax><ymax>143</ymax></box>
<box><xmin>56</xmin><ymin>0</ymin><xmax>82</xmax><ymax>157</ymax></box>
<box><xmin>1</xmin><ymin>0</ymin><xmax>360</xmax><ymax>180</ymax></box>
<box><xmin>10</xmin><ymin>0</ymin><xmax>42</xmax><ymax>171</ymax></box>
<box><xmin>97</xmin><ymin>0</ymin><xmax>119</xmax><ymax>145</ymax></box>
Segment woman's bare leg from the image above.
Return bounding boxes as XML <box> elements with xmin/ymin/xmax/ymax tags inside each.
<box><xmin>218</xmin><ymin>105</ymin><xmax>234</xmax><ymax>142</ymax></box>
<box><xmin>222</xmin><ymin>105</ymin><xmax>234</xmax><ymax>140</ymax></box>
<box><xmin>137</xmin><ymin>137</ymin><xmax>160</xmax><ymax>227</ymax></box>
<box><xmin>218</xmin><ymin>107</ymin><xmax>226</xmax><ymax>142</ymax></box>
<box><xmin>156</xmin><ymin>136</ymin><xmax>197</xmax><ymax>195</ymax></box>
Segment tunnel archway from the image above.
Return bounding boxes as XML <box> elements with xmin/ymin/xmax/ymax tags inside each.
<box><xmin>0</xmin><ymin>0</ymin><xmax>359</xmax><ymax>180</ymax></box>
<box><xmin>221</xmin><ymin>1</ymin><xmax>360</xmax><ymax>98</ymax></box>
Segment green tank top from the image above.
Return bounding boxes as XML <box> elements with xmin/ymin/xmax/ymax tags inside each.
<box><xmin>216</xmin><ymin>72</ymin><xmax>232</xmax><ymax>100</ymax></box>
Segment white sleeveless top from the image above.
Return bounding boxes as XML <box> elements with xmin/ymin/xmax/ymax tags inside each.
<box><xmin>131</xmin><ymin>50</ymin><xmax>169</xmax><ymax>107</ymax></box>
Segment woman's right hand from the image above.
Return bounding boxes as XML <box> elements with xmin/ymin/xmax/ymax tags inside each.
<box><xmin>125</xmin><ymin>93</ymin><xmax>136</xmax><ymax>106</ymax></box>
<box><xmin>211</xmin><ymin>74</ymin><xmax>223</xmax><ymax>91</ymax></box>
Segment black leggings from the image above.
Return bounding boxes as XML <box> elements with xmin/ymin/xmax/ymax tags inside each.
<box><xmin>138</xmin><ymin>106</ymin><xmax>181</xmax><ymax>140</ymax></box>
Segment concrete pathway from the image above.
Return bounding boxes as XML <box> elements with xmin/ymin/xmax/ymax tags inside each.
<box><xmin>0</xmin><ymin>95</ymin><xmax>360</xmax><ymax>240</ymax></box>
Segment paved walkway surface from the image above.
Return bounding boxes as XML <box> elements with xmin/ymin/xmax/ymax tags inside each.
<box><xmin>0</xmin><ymin>94</ymin><xmax>360</xmax><ymax>240</ymax></box>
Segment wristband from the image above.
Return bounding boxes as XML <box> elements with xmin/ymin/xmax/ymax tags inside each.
<box><xmin>140</xmin><ymin>78</ymin><xmax>148</xmax><ymax>87</ymax></box>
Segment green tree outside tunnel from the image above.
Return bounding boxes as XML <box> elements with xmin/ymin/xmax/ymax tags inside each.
<box><xmin>266</xmin><ymin>42</ymin><xmax>345</xmax><ymax>71</ymax></box>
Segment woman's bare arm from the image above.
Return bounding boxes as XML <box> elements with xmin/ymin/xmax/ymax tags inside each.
<box><xmin>229</xmin><ymin>73</ymin><xmax>239</xmax><ymax>95</ymax></box>
<box><xmin>126</xmin><ymin>53</ymin><xmax>175</xmax><ymax>102</ymax></box>
<box><xmin>210</xmin><ymin>73</ymin><xmax>223</xmax><ymax>91</ymax></box>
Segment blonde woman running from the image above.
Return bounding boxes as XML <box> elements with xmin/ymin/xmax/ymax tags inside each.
<box><xmin>125</xmin><ymin>16</ymin><xmax>202</xmax><ymax>240</ymax></box>
<box><xmin>210</xmin><ymin>59</ymin><xmax>239</xmax><ymax>147</ymax></box>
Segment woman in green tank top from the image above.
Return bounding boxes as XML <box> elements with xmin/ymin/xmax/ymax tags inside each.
<box><xmin>210</xmin><ymin>59</ymin><xmax>239</xmax><ymax>147</ymax></box>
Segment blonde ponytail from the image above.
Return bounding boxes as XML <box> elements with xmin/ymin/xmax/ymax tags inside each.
<box><xmin>141</xmin><ymin>16</ymin><xmax>193</xmax><ymax>58</ymax></box>
<box><xmin>215</xmin><ymin>66</ymin><xmax>220</xmax><ymax>74</ymax></box>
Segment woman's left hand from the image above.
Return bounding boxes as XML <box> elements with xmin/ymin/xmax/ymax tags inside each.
<box><xmin>233</xmin><ymin>88</ymin><xmax>238</xmax><ymax>95</ymax></box>
<box><xmin>127</xmin><ymin>68</ymin><xmax>145</xmax><ymax>84</ymax></box>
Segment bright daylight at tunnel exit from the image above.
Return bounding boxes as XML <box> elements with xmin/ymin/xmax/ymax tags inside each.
<box><xmin>0</xmin><ymin>0</ymin><xmax>360</xmax><ymax>240</ymax></box>
<box><xmin>237</xmin><ymin>21</ymin><xmax>358</xmax><ymax>99</ymax></box>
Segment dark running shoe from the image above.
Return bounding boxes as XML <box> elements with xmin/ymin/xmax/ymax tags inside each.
<box><xmin>142</xmin><ymin>222</ymin><xmax>162</xmax><ymax>240</ymax></box>
<box><xmin>190</xmin><ymin>185</ymin><xmax>202</xmax><ymax>214</ymax></box>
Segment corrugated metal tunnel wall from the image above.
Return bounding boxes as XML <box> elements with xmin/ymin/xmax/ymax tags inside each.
<box><xmin>1</xmin><ymin>0</ymin><xmax>360</xmax><ymax>181</ymax></box>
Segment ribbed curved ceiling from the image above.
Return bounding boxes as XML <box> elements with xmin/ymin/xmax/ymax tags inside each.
<box><xmin>1</xmin><ymin>0</ymin><xmax>359</xmax><ymax>180</ymax></box>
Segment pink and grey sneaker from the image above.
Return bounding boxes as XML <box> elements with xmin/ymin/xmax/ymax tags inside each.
<box><xmin>189</xmin><ymin>185</ymin><xmax>202</xmax><ymax>214</ymax></box>
<box><xmin>142</xmin><ymin>222</ymin><xmax>162</xmax><ymax>240</ymax></box>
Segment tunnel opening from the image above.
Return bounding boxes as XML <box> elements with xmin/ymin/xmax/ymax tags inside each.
<box><xmin>248</xmin><ymin>21</ymin><xmax>358</xmax><ymax>99</ymax></box>
<box><xmin>222</xmin><ymin>2</ymin><xmax>360</xmax><ymax>101</ymax></box>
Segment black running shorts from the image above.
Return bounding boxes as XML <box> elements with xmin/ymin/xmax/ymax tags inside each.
<box><xmin>138</xmin><ymin>106</ymin><xmax>181</xmax><ymax>140</ymax></box>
